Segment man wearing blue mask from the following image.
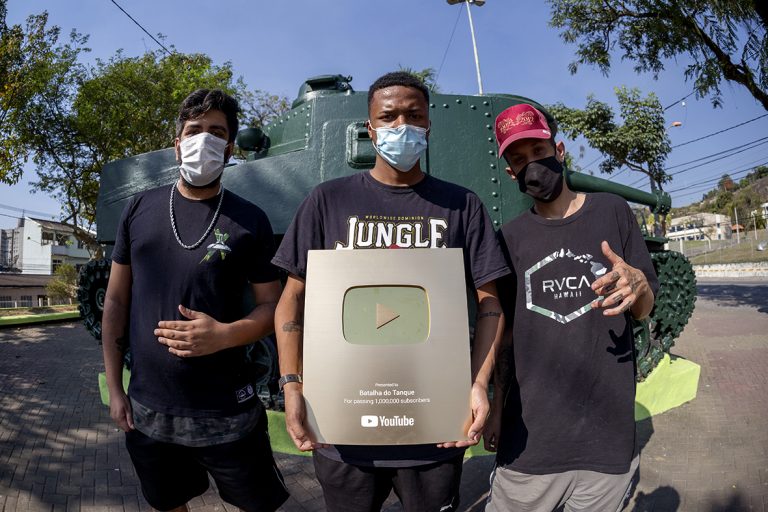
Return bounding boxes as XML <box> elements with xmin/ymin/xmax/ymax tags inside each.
<box><xmin>272</xmin><ymin>71</ymin><xmax>509</xmax><ymax>512</ymax></box>
<box><xmin>102</xmin><ymin>89</ymin><xmax>288</xmax><ymax>511</ymax></box>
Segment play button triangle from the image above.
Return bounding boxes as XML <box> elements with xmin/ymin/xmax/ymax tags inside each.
<box><xmin>376</xmin><ymin>303</ymin><xmax>400</xmax><ymax>329</ymax></box>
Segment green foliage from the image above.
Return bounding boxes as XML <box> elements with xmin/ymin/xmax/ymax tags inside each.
<box><xmin>46</xmin><ymin>263</ymin><xmax>78</xmax><ymax>301</ymax></box>
<box><xmin>0</xmin><ymin>11</ymin><xmax>288</xmax><ymax>251</ymax></box>
<box><xmin>548</xmin><ymin>87</ymin><xmax>671</xmax><ymax>189</ymax></box>
<box><xmin>0</xmin><ymin>12</ymin><xmax>88</xmax><ymax>185</ymax></box>
<box><xmin>398</xmin><ymin>66</ymin><xmax>441</xmax><ymax>93</ymax></box>
<box><xmin>548</xmin><ymin>0</ymin><xmax>768</xmax><ymax>110</ymax></box>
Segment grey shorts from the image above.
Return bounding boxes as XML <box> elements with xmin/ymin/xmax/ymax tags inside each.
<box><xmin>485</xmin><ymin>456</ymin><xmax>639</xmax><ymax>512</ymax></box>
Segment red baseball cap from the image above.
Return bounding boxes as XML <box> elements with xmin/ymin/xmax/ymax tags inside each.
<box><xmin>495</xmin><ymin>104</ymin><xmax>552</xmax><ymax>158</ymax></box>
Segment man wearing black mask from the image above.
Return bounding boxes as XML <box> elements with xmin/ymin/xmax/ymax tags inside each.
<box><xmin>484</xmin><ymin>104</ymin><xmax>658</xmax><ymax>512</ymax></box>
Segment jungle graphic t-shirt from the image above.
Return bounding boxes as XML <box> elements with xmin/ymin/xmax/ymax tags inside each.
<box><xmin>272</xmin><ymin>170</ymin><xmax>510</xmax><ymax>467</ymax></box>
<box><xmin>495</xmin><ymin>192</ymin><xmax>659</xmax><ymax>475</ymax></box>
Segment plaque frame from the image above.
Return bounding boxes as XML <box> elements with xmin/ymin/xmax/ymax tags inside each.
<box><xmin>303</xmin><ymin>248</ymin><xmax>472</xmax><ymax>445</ymax></box>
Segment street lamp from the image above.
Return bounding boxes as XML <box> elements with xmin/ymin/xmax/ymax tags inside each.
<box><xmin>446</xmin><ymin>0</ymin><xmax>485</xmax><ymax>95</ymax></box>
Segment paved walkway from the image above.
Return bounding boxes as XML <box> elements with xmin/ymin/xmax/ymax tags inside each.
<box><xmin>0</xmin><ymin>282</ymin><xmax>766</xmax><ymax>511</ymax></box>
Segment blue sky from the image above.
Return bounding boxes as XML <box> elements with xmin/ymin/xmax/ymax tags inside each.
<box><xmin>2</xmin><ymin>0</ymin><xmax>766</xmax><ymax>229</ymax></box>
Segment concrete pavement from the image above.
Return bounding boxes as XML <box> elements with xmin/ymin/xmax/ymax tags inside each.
<box><xmin>0</xmin><ymin>282</ymin><xmax>766</xmax><ymax>511</ymax></box>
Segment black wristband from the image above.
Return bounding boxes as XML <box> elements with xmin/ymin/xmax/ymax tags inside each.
<box><xmin>278</xmin><ymin>374</ymin><xmax>303</xmax><ymax>390</ymax></box>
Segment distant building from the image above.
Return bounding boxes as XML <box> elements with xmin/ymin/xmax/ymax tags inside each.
<box><xmin>0</xmin><ymin>228</ymin><xmax>21</xmax><ymax>271</ymax></box>
<box><xmin>0</xmin><ymin>217</ymin><xmax>91</xmax><ymax>275</ymax></box>
<box><xmin>0</xmin><ymin>274</ymin><xmax>57</xmax><ymax>308</ymax></box>
<box><xmin>758</xmin><ymin>202</ymin><xmax>768</xmax><ymax>222</ymax></box>
<box><xmin>668</xmin><ymin>213</ymin><xmax>733</xmax><ymax>241</ymax></box>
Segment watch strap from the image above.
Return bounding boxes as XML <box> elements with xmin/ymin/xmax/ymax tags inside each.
<box><xmin>278</xmin><ymin>374</ymin><xmax>303</xmax><ymax>390</ymax></box>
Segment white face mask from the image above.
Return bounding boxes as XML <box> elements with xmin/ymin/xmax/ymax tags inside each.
<box><xmin>370</xmin><ymin>123</ymin><xmax>429</xmax><ymax>172</ymax></box>
<box><xmin>178</xmin><ymin>132</ymin><xmax>228</xmax><ymax>186</ymax></box>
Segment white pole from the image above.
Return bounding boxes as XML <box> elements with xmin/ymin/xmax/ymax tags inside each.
<box><xmin>465</xmin><ymin>1</ymin><xmax>484</xmax><ymax>95</ymax></box>
<box><xmin>734</xmin><ymin>208</ymin><xmax>740</xmax><ymax>244</ymax></box>
<box><xmin>753</xmin><ymin>212</ymin><xmax>758</xmax><ymax>241</ymax></box>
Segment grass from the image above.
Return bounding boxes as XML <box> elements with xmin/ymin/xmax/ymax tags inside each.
<box><xmin>689</xmin><ymin>238</ymin><xmax>768</xmax><ymax>265</ymax></box>
<box><xmin>0</xmin><ymin>304</ymin><xmax>78</xmax><ymax>318</ymax></box>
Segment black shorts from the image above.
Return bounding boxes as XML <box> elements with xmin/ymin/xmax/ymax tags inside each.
<box><xmin>125</xmin><ymin>409</ymin><xmax>288</xmax><ymax>511</ymax></box>
<box><xmin>313</xmin><ymin>451</ymin><xmax>463</xmax><ymax>512</ymax></box>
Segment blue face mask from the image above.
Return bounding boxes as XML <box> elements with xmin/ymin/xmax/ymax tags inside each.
<box><xmin>370</xmin><ymin>123</ymin><xmax>429</xmax><ymax>172</ymax></box>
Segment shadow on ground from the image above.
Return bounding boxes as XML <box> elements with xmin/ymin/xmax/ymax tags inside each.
<box><xmin>0</xmin><ymin>323</ymin><xmax>134</xmax><ymax>508</ymax></box>
<box><xmin>697</xmin><ymin>284</ymin><xmax>768</xmax><ymax>313</ymax></box>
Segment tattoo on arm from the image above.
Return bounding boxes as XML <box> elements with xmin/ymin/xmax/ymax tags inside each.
<box><xmin>478</xmin><ymin>311</ymin><xmax>502</xmax><ymax>319</ymax></box>
<box><xmin>282</xmin><ymin>321</ymin><xmax>303</xmax><ymax>333</ymax></box>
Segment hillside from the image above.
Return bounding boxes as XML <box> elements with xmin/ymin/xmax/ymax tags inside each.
<box><xmin>670</xmin><ymin>169</ymin><xmax>768</xmax><ymax>221</ymax></box>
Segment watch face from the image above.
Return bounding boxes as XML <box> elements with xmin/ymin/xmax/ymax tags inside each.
<box><xmin>342</xmin><ymin>285</ymin><xmax>429</xmax><ymax>345</ymax></box>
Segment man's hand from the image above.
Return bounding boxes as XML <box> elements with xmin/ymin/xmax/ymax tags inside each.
<box><xmin>438</xmin><ymin>382</ymin><xmax>489</xmax><ymax>448</ymax></box>
<box><xmin>109</xmin><ymin>389</ymin><xmax>134</xmax><ymax>432</ymax></box>
<box><xmin>591</xmin><ymin>241</ymin><xmax>651</xmax><ymax>317</ymax></box>
<box><xmin>155</xmin><ymin>305</ymin><xmax>227</xmax><ymax>357</ymax></box>
<box><xmin>283</xmin><ymin>384</ymin><xmax>325</xmax><ymax>451</ymax></box>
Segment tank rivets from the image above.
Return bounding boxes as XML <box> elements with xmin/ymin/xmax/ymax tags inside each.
<box><xmin>487</xmin><ymin>137</ymin><xmax>493</xmax><ymax>142</ymax></box>
<box><xmin>491</xmin><ymin>177</ymin><xmax>498</xmax><ymax>182</ymax></box>
<box><xmin>488</xmin><ymin>150</ymin><xmax>495</xmax><ymax>155</ymax></box>
<box><xmin>492</xmin><ymin>192</ymin><xmax>499</xmax><ymax>198</ymax></box>
<box><xmin>470</xmin><ymin>105</ymin><xmax>477</xmax><ymax>110</ymax></box>
<box><xmin>443</xmin><ymin>104</ymin><xmax>449</xmax><ymax>108</ymax></box>
<box><xmin>305</xmin><ymin>123</ymin><xmax>309</xmax><ymax>127</ymax></box>
<box><xmin>430</xmin><ymin>103</ymin><xmax>436</xmax><ymax>108</ymax></box>
<box><xmin>492</xmin><ymin>206</ymin><xmax>499</xmax><ymax>211</ymax></box>
<box><xmin>486</xmin><ymin>124</ymin><xmax>492</xmax><ymax>129</ymax></box>
<box><xmin>493</xmin><ymin>220</ymin><xmax>499</xmax><ymax>225</ymax></box>
<box><xmin>483</xmin><ymin>101</ymin><xmax>490</xmax><ymax>106</ymax></box>
<box><xmin>455</xmin><ymin>99</ymin><xmax>462</xmax><ymax>104</ymax></box>
<box><xmin>484</xmin><ymin>112</ymin><xmax>491</xmax><ymax>117</ymax></box>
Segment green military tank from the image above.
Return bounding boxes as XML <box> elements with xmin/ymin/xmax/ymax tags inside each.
<box><xmin>78</xmin><ymin>74</ymin><xmax>696</xmax><ymax>381</ymax></box>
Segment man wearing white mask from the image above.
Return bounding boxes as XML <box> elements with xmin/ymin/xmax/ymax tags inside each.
<box><xmin>102</xmin><ymin>89</ymin><xmax>288</xmax><ymax>512</ymax></box>
<box><xmin>272</xmin><ymin>72</ymin><xmax>509</xmax><ymax>511</ymax></box>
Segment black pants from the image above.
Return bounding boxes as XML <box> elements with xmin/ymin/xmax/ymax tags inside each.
<box><xmin>313</xmin><ymin>451</ymin><xmax>463</xmax><ymax>512</ymax></box>
<box><xmin>125</xmin><ymin>410</ymin><xmax>288</xmax><ymax>512</ymax></box>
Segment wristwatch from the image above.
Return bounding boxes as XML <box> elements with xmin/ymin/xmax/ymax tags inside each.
<box><xmin>278</xmin><ymin>374</ymin><xmax>303</xmax><ymax>390</ymax></box>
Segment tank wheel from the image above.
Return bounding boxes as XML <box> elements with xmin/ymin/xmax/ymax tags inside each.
<box><xmin>77</xmin><ymin>258</ymin><xmax>111</xmax><ymax>340</ymax></box>
<box><xmin>634</xmin><ymin>250</ymin><xmax>697</xmax><ymax>381</ymax></box>
<box><xmin>245</xmin><ymin>335</ymin><xmax>281</xmax><ymax>409</ymax></box>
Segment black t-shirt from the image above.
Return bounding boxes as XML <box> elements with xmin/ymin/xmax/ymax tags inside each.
<box><xmin>112</xmin><ymin>184</ymin><xmax>280</xmax><ymax>417</ymax></box>
<box><xmin>272</xmin><ymin>171</ymin><xmax>510</xmax><ymax>467</ymax></box>
<box><xmin>496</xmin><ymin>193</ymin><xmax>659</xmax><ymax>475</ymax></box>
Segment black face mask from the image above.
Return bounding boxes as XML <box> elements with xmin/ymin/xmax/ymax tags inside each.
<box><xmin>516</xmin><ymin>156</ymin><xmax>564</xmax><ymax>203</ymax></box>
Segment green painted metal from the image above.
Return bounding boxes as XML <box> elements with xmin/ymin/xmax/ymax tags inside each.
<box><xmin>565</xmin><ymin>170</ymin><xmax>672</xmax><ymax>215</ymax></box>
<box><xmin>89</xmin><ymin>74</ymin><xmax>697</xmax><ymax>379</ymax></box>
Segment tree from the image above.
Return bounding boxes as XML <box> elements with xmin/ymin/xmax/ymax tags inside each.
<box><xmin>719</xmin><ymin>173</ymin><xmax>736</xmax><ymax>191</ymax></box>
<box><xmin>1</xmin><ymin>11</ymin><xmax>289</xmax><ymax>254</ymax></box>
<box><xmin>398</xmin><ymin>66</ymin><xmax>441</xmax><ymax>93</ymax></box>
<box><xmin>549</xmin><ymin>0</ymin><xmax>768</xmax><ymax>110</ymax></box>
<box><xmin>548</xmin><ymin>86</ymin><xmax>671</xmax><ymax>190</ymax></box>
<box><xmin>0</xmin><ymin>11</ymin><xmax>88</xmax><ymax>185</ymax></box>
<box><xmin>46</xmin><ymin>263</ymin><xmax>78</xmax><ymax>302</ymax></box>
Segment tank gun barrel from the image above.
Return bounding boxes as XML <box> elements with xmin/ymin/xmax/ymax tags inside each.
<box><xmin>565</xmin><ymin>169</ymin><xmax>671</xmax><ymax>215</ymax></box>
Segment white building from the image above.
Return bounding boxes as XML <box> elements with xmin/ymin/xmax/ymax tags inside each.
<box><xmin>668</xmin><ymin>213</ymin><xmax>733</xmax><ymax>241</ymax></box>
<box><xmin>2</xmin><ymin>217</ymin><xmax>91</xmax><ymax>275</ymax></box>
